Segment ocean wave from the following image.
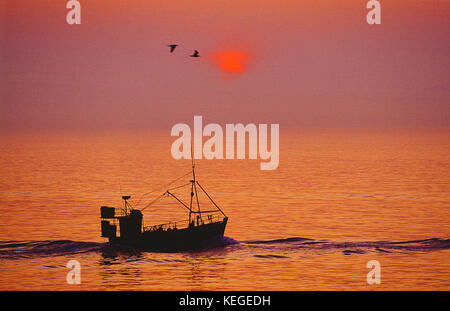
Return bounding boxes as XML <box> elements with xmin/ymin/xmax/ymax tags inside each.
<box><xmin>241</xmin><ymin>237</ymin><xmax>450</xmax><ymax>254</ymax></box>
<box><xmin>0</xmin><ymin>237</ymin><xmax>448</xmax><ymax>259</ymax></box>
<box><xmin>244</xmin><ymin>237</ymin><xmax>313</xmax><ymax>244</ymax></box>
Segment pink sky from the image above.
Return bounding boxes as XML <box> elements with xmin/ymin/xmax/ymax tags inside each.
<box><xmin>0</xmin><ymin>0</ymin><xmax>449</xmax><ymax>131</ymax></box>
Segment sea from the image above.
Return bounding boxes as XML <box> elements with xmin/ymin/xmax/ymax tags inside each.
<box><xmin>0</xmin><ymin>129</ymin><xmax>449</xmax><ymax>290</ymax></box>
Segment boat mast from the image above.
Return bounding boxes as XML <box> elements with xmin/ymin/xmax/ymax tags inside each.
<box><xmin>189</xmin><ymin>143</ymin><xmax>194</xmax><ymax>224</ymax></box>
<box><xmin>190</xmin><ymin>141</ymin><xmax>202</xmax><ymax>225</ymax></box>
<box><xmin>122</xmin><ymin>195</ymin><xmax>131</xmax><ymax>215</ymax></box>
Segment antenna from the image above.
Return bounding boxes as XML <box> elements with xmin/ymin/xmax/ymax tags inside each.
<box><xmin>119</xmin><ymin>179</ymin><xmax>131</xmax><ymax>215</ymax></box>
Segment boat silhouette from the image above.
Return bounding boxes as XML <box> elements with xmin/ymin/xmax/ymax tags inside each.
<box><xmin>100</xmin><ymin>159</ymin><xmax>228</xmax><ymax>251</ymax></box>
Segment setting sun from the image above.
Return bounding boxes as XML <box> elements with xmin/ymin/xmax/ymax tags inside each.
<box><xmin>213</xmin><ymin>50</ymin><xmax>250</xmax><ymax>74</ymax></box>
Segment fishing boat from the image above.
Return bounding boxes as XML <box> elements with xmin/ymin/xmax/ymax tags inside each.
<box><xmin>100</xmin><ymin>160</ymin><xmax>228</xmax><ymax>251</ymax></box>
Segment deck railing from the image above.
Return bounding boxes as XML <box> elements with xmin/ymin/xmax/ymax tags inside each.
<box><xmin>142</xmin><ymin>213</ymin><xmax>224</xmax><ymax>233</ymax></box>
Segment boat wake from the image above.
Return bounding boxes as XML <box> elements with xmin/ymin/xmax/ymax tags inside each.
<box><xmin>0</xmin><ymin>237</ymin><xmax>448</xmax><ymax>259</ymax></box>
<box><xmin>240</xmin><ymin>237</ymin><xmax>450</xmax><ymax>256</ymax></box>
<box><xmin>0</xmin><ymin>240</ymin><xmax>105</xmax><ymax>259</ymax></box>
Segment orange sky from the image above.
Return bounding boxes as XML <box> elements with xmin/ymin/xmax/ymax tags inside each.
<box><xmin>0</xmin><ymin>0</ymin><xmax>449</xmax><ymax>130</ymax></box>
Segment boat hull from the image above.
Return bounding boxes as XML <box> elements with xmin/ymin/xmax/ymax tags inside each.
<box><xmin>109</xmin><ymin>217</ymin><xmax>228</xmax><ymax>251</ymax></box>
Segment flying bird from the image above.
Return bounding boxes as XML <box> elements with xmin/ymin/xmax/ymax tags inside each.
<box><xmin>190</xmin><ymin>50</ymin><xmax>200</xmax><ymax>58</ymax></box>
<box><xmin>168</xmin><ymin>44</ymin><xmax>178</xmax><ymax>53</ymax></box>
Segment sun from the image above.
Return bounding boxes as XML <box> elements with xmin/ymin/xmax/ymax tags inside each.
<box><xmin>213</xmin><ymin>50</ymin><xmax>250</xmax><ymax>74</ymax></box>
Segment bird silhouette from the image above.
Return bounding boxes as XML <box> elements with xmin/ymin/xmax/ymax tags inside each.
<box><xmin>190</xmin><ymin>50</ymin><xmax>200</xmax><ymax>57</ymax></box>
<box><xmin>168</xmin><ymin>44</ymin><xmax>178</xmax><ymax>53</ymax></box>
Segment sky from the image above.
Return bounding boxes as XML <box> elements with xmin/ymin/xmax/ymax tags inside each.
<box><xmin>0</xmin><ymin>0</ymin><xmax>449</xmax><ymax>131</ymax></box>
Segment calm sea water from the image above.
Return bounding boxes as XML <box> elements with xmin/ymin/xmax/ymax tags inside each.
<box><xmin>0</xmin><ymin>129</ymin><xmax>449</xmax><ymax>290</ymax></box>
